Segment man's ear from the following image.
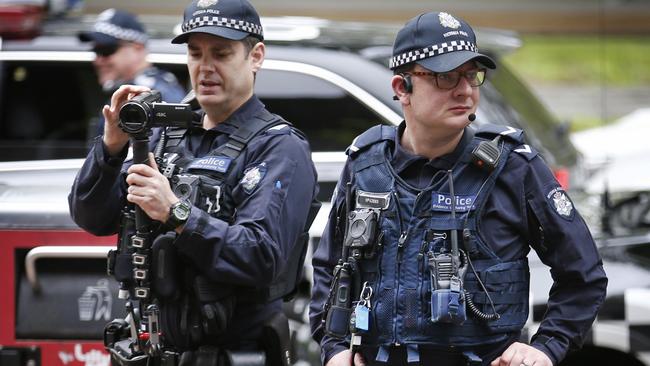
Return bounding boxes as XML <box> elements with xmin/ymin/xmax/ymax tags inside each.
<box><xmin>391</xmin><ymin>74</ymin><xmax>410</xmax><ymax>104</ymax></box>
<box><xmin>249</xmin><ymin>41</ymin><xmax>265</xmax><ymax>72</ymax></box>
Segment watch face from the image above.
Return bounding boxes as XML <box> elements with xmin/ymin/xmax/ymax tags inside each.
<box><xmin>173</xmin><ymin>201</ymin><xmax>191</xmax><ymax>221</ymax></box>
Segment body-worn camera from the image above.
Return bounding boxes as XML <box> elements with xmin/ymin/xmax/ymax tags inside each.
<box><xmin>344</xmin><ymin>209</ymin><xmax>379</xmax><ymax>249</ymax></box>
<box><xmin>118</xmin><ymin>90</ymin><xmax>193</xmax><ymax>135</ymax></box>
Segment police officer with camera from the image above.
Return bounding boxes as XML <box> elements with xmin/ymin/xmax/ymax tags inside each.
<box><xmin>69</xmin><ymin>0</ymin><xmax>319</xmax><ymax>364</ymax></box>
<box><xmin>79</xmin><ymin>8</ymin><xmax>186</xmax><ymax>137</ymax></box>
<box><xmin>309</xmin><ymin>11</ymin><xmax>607</xmax><ymax>366</ymax></box>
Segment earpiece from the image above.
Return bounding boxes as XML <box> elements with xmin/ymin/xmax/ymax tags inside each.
<box><xmin>401</xmin><ymin>73</ymin><xmax>413</xmax><ymax>93</ymax></box>
<box><xmin>393</xmin><ymin>73</ymin><xmax>414</xmax><ymax>100</ymax></box>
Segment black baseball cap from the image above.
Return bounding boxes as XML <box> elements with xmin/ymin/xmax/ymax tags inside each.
<box><xmin>390</xmin><ymin>12</ymin><xmax>496</xmax><ymax>72</ymax></box>
<box><xmin>172</xmin><ymin>0</ymin><xmax>264</xmax><ymax>44</ymax></box>
<box><xmin>78</xmin><ymin>8</ymin><xmax>148</xmax><ymax>46</ymax></box>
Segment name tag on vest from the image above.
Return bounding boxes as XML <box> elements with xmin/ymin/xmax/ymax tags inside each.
<box><xmin>431</xmin><ymin>192</ymin><xmax>476</xmax><ymax>212</ymax></box>
<box><xmin>187</xmin><ymin>156</ymin><xmax>232</xmax><ymax>173</ymax></box>
<box><xmin>356</xmin><ymin>190</ymin><xmax>391</xmax><ymax>210</ymax></box>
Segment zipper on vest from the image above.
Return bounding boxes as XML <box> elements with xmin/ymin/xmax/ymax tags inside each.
<box><xmin>396</xmin><ymin>231</ymin><xmax>407</xmax><ymax>264</ymax></box>
<box><xmin>391</xmin><ymin>191</ymin><xmax>403</xmax><ymax>345</ymax></box>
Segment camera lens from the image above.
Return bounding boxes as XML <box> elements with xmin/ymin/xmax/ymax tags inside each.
<box><xmin>349</xmin><ymin>219</ymin><xmax>367</xmax><ymax>238</ymax></box>
<box><xmin>119</xmin><ymin>103</ymin><xmax>149</xmax><ymax>134</ymax></box>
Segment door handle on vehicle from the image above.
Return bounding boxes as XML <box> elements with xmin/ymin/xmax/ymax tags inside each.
<box><xmin>25</xmin><ymin>246</ymin><xmax>113</xmax><ymax>292</ymax></box>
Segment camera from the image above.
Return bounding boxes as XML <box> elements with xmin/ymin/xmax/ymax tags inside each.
<box><xmin>118</xmin><ymin>90</ymin><xmax>193</xmax><ymax>135</ymax></box>
<box><xmin>343</xmin><ymin>209</ymin><xmax>379</xmax><ymax>249</ymax></box>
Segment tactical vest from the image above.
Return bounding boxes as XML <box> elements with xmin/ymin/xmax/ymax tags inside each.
<box><xmin>148</xmin><ymin>108</ymin><xmax>319</xmax><ymax>349</ymax></box>
<box><xmin>342</xmin><ymin>124</ymin><xmax>532</xmax><ymax>355</ymax></box>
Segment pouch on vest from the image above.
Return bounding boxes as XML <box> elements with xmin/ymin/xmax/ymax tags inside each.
<box><xmin>151</xmin><ymin>232</ymin><xmax>180</xmax><ymax>299</ymax></box>
<box><xmin>428</xmin><ymin>250</ymin><xmax>468</xmax><ymax>325</ymax></box>
<box><xmin>325</xmin><ymin>263</ymin><xmax>354</xmax><ymax>339</ymax></box>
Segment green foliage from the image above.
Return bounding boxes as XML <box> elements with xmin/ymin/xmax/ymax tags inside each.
<box><xmin>503</xmin><ymin>35</ymin><xmax>650</xmax><ymax>86</ymax></box>
<box><xmin>570</xmin><ymin>115</ymin><xmax>609</xmax><ymax>132</ymax></box>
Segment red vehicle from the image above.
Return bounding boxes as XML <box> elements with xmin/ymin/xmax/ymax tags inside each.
<box><xmin>0</xmin><ymin>160</ymin><xmax>121</xmax><ymax>366</ymax></box>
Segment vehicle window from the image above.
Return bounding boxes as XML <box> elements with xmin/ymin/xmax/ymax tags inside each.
<box><xmin>488</xmin><ymin>63</ymin><xmax>577</xmax><ymax>167</ymax></box>
<box><xmin>478</xmin><ymin>79</ymin><xmax>556</xmax><ymax>167</ymax></box>
<box><xmin>256</xmin><ymin>69</ymin><xmax>389</xmax><ymax>151</ymax></box>
<box><xmin>0</xmin><ymin>60</ymin><xmax>103</xmax><ymax>161</ymax></box>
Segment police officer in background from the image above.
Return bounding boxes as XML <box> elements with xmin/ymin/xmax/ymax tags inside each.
<box><xmin>69</xmin><ymin>0</ymin><xmax>318</xmax><ymax>364</ymax></box>
<box><xmin>79</xmin><ymin>8</ymin><xmax>186</xmax><ymax>136</ymax></box>
<box><xmin>310</xmin><ymin>11</ymin><xmax>607</xmax><ymax>366</ymax></box>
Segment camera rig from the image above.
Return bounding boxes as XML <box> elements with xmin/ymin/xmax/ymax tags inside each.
<box><xmin>105</xmin><ymin>90</ymin><xmax>194</xmax><ymax>365</ymax></box>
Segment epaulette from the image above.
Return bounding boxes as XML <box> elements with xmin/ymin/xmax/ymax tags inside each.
<box><xmin>346</xmin><ymin>124</ymin><xmax>396</xmax><ymax>156</ymax></box>
<box><xmin>512</xmin><ymin>143</ymin><xmax>539</xmax><ymax>161</ymax></box>
<box><xmin>474</xmin><ymin>124</ymin><xmax>525</xmax><ymax>144</ymax></box>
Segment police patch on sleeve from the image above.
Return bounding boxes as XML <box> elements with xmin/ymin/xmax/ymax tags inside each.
<box><xmin>546</xmin><ymin>187</ymin><xmax>575</xmax><ymax>220</ymax></box>
<box><xmin>240</xmin><ymin>162</ymin><xmax>267</xmax><ymax>194</ymax></box>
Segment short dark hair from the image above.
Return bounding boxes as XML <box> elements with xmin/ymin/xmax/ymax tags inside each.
<box><xmin>242</xmin><ymin>35</ymin><xmax>261</xmax><ymax>57</ymax></box>
<box><xmin>393</xmin><ymin>63</ymin><xmax>415</xmax><ymax>75</ymax></box>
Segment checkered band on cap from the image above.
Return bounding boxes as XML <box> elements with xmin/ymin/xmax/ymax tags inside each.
<box><xmin>182</xmin><ymin>15</ymin><xmax>264</xmax><ymax>38</ymax></box>
<box><xmin>389</xmin><ymin>40</ymin><xmax>477</xmax><ymax>69</ymax></box>
<box><xmin>94</xmin><ymin>22</ymin><xmax>149</xmax><ymax>43</ymax></box>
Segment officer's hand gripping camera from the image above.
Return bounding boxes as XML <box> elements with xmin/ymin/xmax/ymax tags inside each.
<box><xmin>118</xmin><ymin>90</ymin><xmax>193</xmax><ymax>135</ymax></box>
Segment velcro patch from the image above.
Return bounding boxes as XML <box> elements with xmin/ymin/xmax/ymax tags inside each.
<box><xmin>187</xmin><ymin>156</ymin><xmax>232</xmax><ymax>173</ymax></box>
<box><xmin>431</xmin><ymin>192</ymin><xmax>476</xmax><ymax>212</ymax></box>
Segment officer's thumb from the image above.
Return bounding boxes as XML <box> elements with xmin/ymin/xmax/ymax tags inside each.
<box><xmin>353</xmin><ymin>352</ymin><xmax>367</xmax><ymax>366</ymax></box>
<box><xmin>148</xmin><ymin>152</ymin><xmax>159</xmax><ymax>170</ymax></box>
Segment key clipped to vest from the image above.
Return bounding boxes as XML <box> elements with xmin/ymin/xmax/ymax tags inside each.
<box><xmin>428</xmin><ymin>170</ymin><xmax>469</xmax><ymax>325</ymax></box>
<box><xmin>350</xmin><ymin>282</ymin><xmax>373</xmax><ymax>350</ymax></box>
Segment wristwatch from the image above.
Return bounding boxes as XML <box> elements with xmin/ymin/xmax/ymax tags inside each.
<box><xmin>166</xmin><ymin>199</ymin><xmax>191</xmax><ymax>229</ymax></box>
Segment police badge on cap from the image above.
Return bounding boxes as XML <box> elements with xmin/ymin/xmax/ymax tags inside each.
<box><xmin>390</xmin><ymin>11</ymin><xmax>496</xmax><ymax>72</ymax></box>
<box><xmin>172</xmin><ymin>0</ymin><xmax>263</xmax><ymax>44</ymax></box>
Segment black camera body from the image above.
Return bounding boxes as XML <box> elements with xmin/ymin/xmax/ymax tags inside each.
<box><xmin>344</xmin><ymin>209</ymin><xmax>379</xmax><ymax>249</ymax></box>
<box><xmin>118</xmin><ymin>90</ymin><xmax>193</xmax><ymax>135</ymax></box>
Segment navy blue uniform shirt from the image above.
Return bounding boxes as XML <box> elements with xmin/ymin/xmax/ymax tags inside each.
<box><xmin>310</xmin><ymin>122</ymin><xmax>607</xmax><ymax>365</ymax></box>
<box><xmin>70</xmin><ymin>96</ymin><xmax>318</xmax><ymax>347</ymax></box>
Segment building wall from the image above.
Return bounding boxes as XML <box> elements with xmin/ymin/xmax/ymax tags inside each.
<box><xmin>82</xmin><ymin>0</ymin><xmax>650</xmax><ymax>34</ymax></box>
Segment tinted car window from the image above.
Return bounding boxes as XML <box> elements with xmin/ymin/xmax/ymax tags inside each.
<box><xmin>0</xmin><ymin>60</ymin><xmax>101</xmax><ymax>161</ymax></box>
<box><xmin>256</xmin><ymin>69</ymin><xmax>389</xmax><ymax>151</ymax></box>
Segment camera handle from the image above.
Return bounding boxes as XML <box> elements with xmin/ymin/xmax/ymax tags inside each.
<box><xmin>128</xmin><ymin>133</ymin><xmax>163</xmax><ymax>356</ymax></box>
<box><xmin>131</xmin><ymin>135</ymin><xmax>153</xmax><ymax>232</ymax></box>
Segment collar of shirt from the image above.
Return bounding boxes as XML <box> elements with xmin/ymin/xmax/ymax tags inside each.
<box><xmin>188</xmin><ymin>95</ymin><xmax>265</xmax><ymax>156</ymax></box>
<box><xmin>391</xmin><ymin>121</ymin><xmax>474</xmax><ymax>187</ymax></box>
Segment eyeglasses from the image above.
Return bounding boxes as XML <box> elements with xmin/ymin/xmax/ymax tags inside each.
<box><xmin>407</xmin><ymin>68</ymin><xmax>486</xmax><ymax>90</ymax></box>
<box><xmin>92</xmin><ymin>44</ymin><xmax>121</xmax><ymax>57</ymax></box>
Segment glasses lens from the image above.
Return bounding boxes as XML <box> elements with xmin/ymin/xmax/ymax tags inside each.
<box><xmin>436</xmin><ymin>69</ymin><xmax>486</xmax><ymax>89</ymax></box>
<box><xmin>93</xmin><ymin>44</ymin><xmax>119</xmax><ymax>57</ymax></box>
<box><xmin>468</xmin><ymin>70</ymin><xmax>486</xmax><ymax>87</ymax></box>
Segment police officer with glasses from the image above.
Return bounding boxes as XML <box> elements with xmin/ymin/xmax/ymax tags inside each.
<box><xmin>79</xmin><ymin>8</ymin><xmax>186</xmax><ymax>136</ymax></box>
<box><xmin>69</xmin><ymin>0</ymin><xmax>319</xmax><ymax>364</ymax></box>
<box><xmin>310</xmin><ymin>11</ymin><xmax>607</xmax><ymax>366</ymax></box>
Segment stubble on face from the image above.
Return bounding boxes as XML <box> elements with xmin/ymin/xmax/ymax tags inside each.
<box><xmin>187</xmin><ymin>34</ymin><xmax>257</xmax><ymax>124</ymax></box>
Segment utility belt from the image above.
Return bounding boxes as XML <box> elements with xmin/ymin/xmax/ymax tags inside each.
<box><xmin>106</xmin><ymin>341</ymin><xmax>266</xmax><ymax>366</ymax></box>
<box><xmin>105</xmin><ymin>311</ymin><xmax>292</xmax><ymax>366</ymax></box>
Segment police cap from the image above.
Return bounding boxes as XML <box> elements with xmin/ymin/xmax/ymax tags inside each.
<box><xmin>78</xmin><ymin>8</ymin><xmax>148</xmax><ymax>45</ymax></box>
<box><xmin>171</xmin><ymin>0</ymin><xmax>264</xmax><ymax>44</ymax></box>
<box><xmin>390</xmin><ymin>12</ymin><xmax>496</xmax><ymax>72</ymax></box>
